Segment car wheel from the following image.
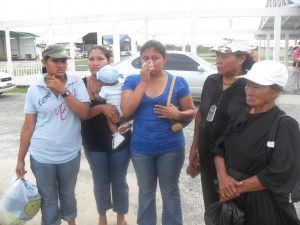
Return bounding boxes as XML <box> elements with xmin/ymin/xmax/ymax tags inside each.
<box><xmin>0</xmin><ymin>92</ymin><xmax>3</xmax><ymax>95</ymax></box>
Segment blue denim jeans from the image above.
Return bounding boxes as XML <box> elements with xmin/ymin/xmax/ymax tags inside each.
<box><xmin>131</xmin><ymin>149</ymin><xmax>185</xmax><ymax>225</ymax></box>
<box><xmin>30</xmin><ymin>152</ymin><xmax>80</xmax><ymax>225</ymax></box>
<box><xmin>84</xmin><ymin>147</ymin><xmax>130</xmax><ymax>215</ymax></box>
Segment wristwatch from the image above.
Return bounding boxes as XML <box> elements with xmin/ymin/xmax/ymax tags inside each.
<box><xmin>62</xmin><ymin>90</ymin><xmax>71</xmax><ymax>98</ymax></box>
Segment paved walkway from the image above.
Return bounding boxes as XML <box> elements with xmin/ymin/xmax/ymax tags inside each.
<box><xmin>0</xmin><ymin>94</ymin><xmax>201</xmax><ymax>225</ymax></box>
<box><xmin>277</xmin><ymin>94</ymin><xmax>300</xmax><ymax>105</ymax></box>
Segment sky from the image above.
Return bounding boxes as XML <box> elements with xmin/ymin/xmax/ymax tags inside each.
<box><xmin>0</xmin><ymin>0</ymin><xmax>267</xmax><ymax>20</ymax></box>
<box><xmin>0</xmin><ymin>0</ymin><xmax>277</xmax><ymax>46</ymax></box>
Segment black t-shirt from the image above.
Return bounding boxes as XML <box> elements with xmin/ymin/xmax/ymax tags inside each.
<box><xmin>81</xmin><ymin>77</ymin><xmax>131</xmax><ymax>152</ymax></box>
<box><xmin>213</xmin><ymin>106</ymin><xmax>300</xmax><ymax>195</ymax></box>
<box><xmin>198</xmin><ymin>74</ymin><xmax>249</xmax><ymax>162</ymax></box>
<box><xmin>81</xmin><ymin>78</ymin><xmax>113</xmax><ymax>152</ymax></box>
<box><xmin>213</xmin><ymin>107</ymin><xmax>300</xmax><ymax>225</ymax></box>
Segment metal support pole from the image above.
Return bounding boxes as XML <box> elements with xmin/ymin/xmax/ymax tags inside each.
<box><xmin>284</xmin><ymin>34</ymin><xmax>289</xmax><ymax>66</ymax></box>
<box><xmin>266</xmin><ymin>34</ymin><xmax>271</xmax><ymax>60</ymax></box>
<box><xmin>69</xmin><ymin>24</ymin><xmax>76</xmax><ymax>72</ymax></box>
<box><xmin>190</xmin><ymin>17</ymin><xmax>197</xmax><ymax>54</ymax></box>
<box><xmin>273</xmin><ymin>13</ymin><xmax>281</xmax><ymax>61</ymax></box>
<box><xmin>97</xmin><ymin>30</ymin><xmax>102</xmax><ymax>46</ymax></box>
<box><xmin>5</xmin><ymin>28</ymin><xmax>13</xmax><ymax>74</ymax></box>
<box><xmin>144</xmin><ymin>19</ymin><xmax>149</xmax><ymax>43</ymax></box>
<box><xmin>113</xmin><ymin>18</ymin><xmax>120</xmax><ymax>63</ymax></box>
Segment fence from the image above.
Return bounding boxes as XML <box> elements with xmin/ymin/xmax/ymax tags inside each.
<box><xmin>0</xmin><ymin>61</ymin><xmax>82</xmax><ymax>76</ymax></box>
<box><xmin>0</xmin><ymin>61</ymin><xmax>43</xmax><ymax>76</ymax></box>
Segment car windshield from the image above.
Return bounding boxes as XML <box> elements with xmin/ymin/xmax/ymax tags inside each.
<box><xmin>114</xmin><ymin>51</ymin><xmax>216</xmax><ymax>71</ymax></box>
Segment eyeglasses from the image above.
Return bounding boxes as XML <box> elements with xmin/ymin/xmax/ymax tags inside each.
<box><xmin>216</xmin><ymin>46</ymin><xmax>233</xmax><ymax>53</ymax></box>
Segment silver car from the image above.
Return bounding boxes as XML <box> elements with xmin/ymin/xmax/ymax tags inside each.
<box><xmin>0</xmin><ymin>72</ymin><xmax>16</xmax><ymax>95</ymax></box>
<box><xmin>113</xmin><ymin>51</ymin><xmax>217</xmax><ymax>100</ymax></box>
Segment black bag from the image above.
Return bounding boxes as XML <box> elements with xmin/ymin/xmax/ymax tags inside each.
<box><xmin>267</xmin><ymin>114</ymin><xmax>300</xmax><ymax>203</ymax></box>
<box><xmin>204</xmin><ymin>201</ymin><xmax>245</xmax><ymax>225</ymax></box>
<box><xmin>290</xmin><ymin>180</ymin><xmax>300</xmax><ymax>202</ymax></box>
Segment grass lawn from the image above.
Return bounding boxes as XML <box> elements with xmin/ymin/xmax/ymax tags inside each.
<box><xmin>75</xmin><ymin>59</ymin><xmax>88</xmax><ymax>65</ymax></box>
<box><xmin>7</xmin><ymin>86</ymin><xmax>28</xmax><ymax>94</ymax></box>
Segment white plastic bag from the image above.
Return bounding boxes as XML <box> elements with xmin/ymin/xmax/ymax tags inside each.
<box><xmin>0</xmin><ymin>178</ymin><xmax>41</xmax><ymax>225</ymax></box>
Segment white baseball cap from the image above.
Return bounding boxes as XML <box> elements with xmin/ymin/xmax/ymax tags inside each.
<box><xmin>237</xmin><ymin>60</ymin><xmax>288</xmax><ymax>87</ymax></box>
<box><xmin>96</xmin><ymin>65</ymin><xmax>119</xmax><ymax>84</ymax></box>
<box><xmin>210</xmin><ymin>38</ymin><xmax>252</xmax><ymax>54</ymax></box>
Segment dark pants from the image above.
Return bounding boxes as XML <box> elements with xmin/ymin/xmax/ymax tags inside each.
<box><xmin>293</xmin><ymin>61</ymin><xmax>300</xmax><ymax>67</ymax></box>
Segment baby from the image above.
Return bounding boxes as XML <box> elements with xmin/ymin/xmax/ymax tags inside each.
<box><xmin>97</xmin><ymin>65</ymin><xmax>132</xmax><ymax>150</ymax></box>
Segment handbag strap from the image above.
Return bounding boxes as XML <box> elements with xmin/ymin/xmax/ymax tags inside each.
<box><xmin>166</xmin><ymin>75</ymin><xmax>177</xmax><ymax>106</ymax></box>
<box><xmin>266</xmin><ymin>114</ymin><xmax>289</xmax><ymax>164</ymax></box>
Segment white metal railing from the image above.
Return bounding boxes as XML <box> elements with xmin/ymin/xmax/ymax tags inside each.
<box><xmin>0</xmin><ymin>61</ymin><xmax>42</xmax><ymax>76</ymax></box>
<box><xmin>0</xmin><ymin>62</ymin><xmax>8</xmax><ymax>73</ymax></box>
<box><xmin>0</xmin><ymin>61</ymin><xmax>77</xmax><ymax>76</ymax></box>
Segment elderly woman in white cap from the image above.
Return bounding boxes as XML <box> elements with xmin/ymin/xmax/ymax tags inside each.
<box><xmin>16</xmin><ymin>44</ymin><xmax>90</xmax><ymax>225</ymax></box>
<box><xmin>212</xmin><ymin>60</ymin><xmax>300</xmax><ymax>225</ymax></box>
<box><xmin>187</xmin><ymin>38</ymin><xmax>256</xmax><ymax>209</ymax></box>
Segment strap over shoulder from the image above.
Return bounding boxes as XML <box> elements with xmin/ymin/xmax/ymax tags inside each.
<box><xmin>267</xmin><ymin>114</ymin><xmax>291</xmax><ymax>148</ymax></box>
<box><xmin>166</xmin><ymin>75</ymin><xmax>177</xmax><ymax>106</ymax></box>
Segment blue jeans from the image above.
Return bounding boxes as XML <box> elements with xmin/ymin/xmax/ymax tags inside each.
<box><xmin>84</xmin><ymin>147</ymin><xmax>130</xmax><ymax>215</ymax></box>
<box><xmin>30</xmin><ymin>152</ymin><xmax>80</xmax><ymax>225</ymax></box>
<box><xmin>131</xmin><ymin>149</ymin><xmax>185</xmax><ymax>225</ymax></box>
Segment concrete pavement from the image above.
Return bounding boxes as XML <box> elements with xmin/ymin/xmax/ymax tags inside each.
<box><xmin>4</xmin><ymin>67</ymin><xmax>299</xmax><ymax>224</ymax></box>
<box><xmin>1</xmin><ymin>93</ymin><xmax>300</xmax><ymax>225</ymax></box>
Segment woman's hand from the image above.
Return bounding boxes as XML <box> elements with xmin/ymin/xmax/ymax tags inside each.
<box><xmin>154</xmin><ymin>103</ymin><xmax>180</xmax><ymax>120</ymax></box>
<box><xmin>188</xmin><ymin>146</ymin><xmax>200</xmax><ymax>170</ymax></box>
<box><xmin>45</xmin><ymin>75</ymin><xmax>66</xmax><ymax>94</ymax></box>
<box><xmin>140</xmin><ymin>60</ymin><xmax>155</xmax><ymax>83</ymax></box>
<box><xmin>88</xmin><ymin>104</ymin><xmax>119</xmax><ymax>120</ymax></box>
<box><xmin>186</xmin><ymin>149</ymin><xmax>200</xmax><ymax>178</ymax></box>
<box><xmin>16</xmin><ymin>160</ymin><xmax>27</xmax><ymax>179</ymax></box>
<box><xmin>218</xmin><ymin>174</ymin><xmax>242</xmax><ymax>202</ymax></box>
<box><xmin>100</xmin><ymin>104</ymin><xmax>119</xmax><ymax>122</ymax></box>
<box><xmin>214</xmin><ymin>155</ymin><xmax>242</xmax><ymax>202</ymax></box>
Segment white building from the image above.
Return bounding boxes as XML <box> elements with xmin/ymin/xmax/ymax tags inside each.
<box><xmin>0</xmin><ymin>30</ymin><xmax>39</xmax><ymax>61</ymax></box>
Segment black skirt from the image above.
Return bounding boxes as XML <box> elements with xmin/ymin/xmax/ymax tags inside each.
<box><xmin>228</xmin><ymin>168</ymin><xmax>300</xmax><ymax>225</ymax></box>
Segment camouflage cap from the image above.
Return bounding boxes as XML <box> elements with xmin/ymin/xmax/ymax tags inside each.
<box><xmin>42</xmin><ymin>44</ymin><xmax>70</xmax><ymax>59</ymax></box>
